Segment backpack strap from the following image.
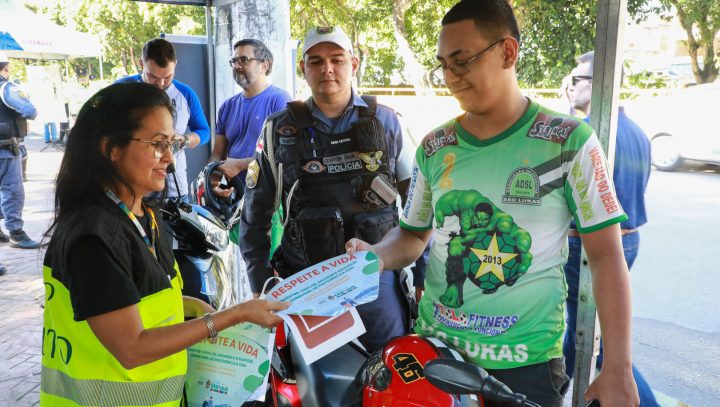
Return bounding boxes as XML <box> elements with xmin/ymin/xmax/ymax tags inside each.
<box><xmin>286</xmin><ymin>100</ymin><xmax>314</xmax><ymax>130</ymax></box>
<box><xmin>359</xmin><ymin>95</ymin><xmax>377</xmax><ymax>118</ymax></box>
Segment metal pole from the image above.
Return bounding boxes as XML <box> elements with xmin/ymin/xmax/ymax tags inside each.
<box><xmin>571</xmin><ymin>0</ymin><xmax>627</xmax><ymax>406</ymax></box>
<box><xmin>205</xmin><ymin>2</ymin><xmax>216</xmax><ymax>147</ymax></box>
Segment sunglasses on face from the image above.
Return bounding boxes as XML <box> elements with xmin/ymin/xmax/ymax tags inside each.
<box><xmin>572</xmin><ymin>76</ymin><xmax>593</xmax><ymax>86</ymax></box>
<box><xmin>229</xmin><ymin>56</ymin><xmax>261</xmax><ymax>67</ymax></box>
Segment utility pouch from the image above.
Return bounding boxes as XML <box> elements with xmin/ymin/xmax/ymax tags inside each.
<box><xmin>0</xmin><ymin>123</ymin><xmax>10</xmax><ymax>140</ymax></box>
<box><xmin>294</xmin><ymin>206</ymin><xmax>345</xmax><ymax>265</ymax></box>
<box><xmin>352</xmin><ymin>206</ymin><xmax>399</xmax><ymax>244</ymax></box>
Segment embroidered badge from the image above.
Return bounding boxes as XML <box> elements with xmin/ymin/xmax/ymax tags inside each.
<box><xmin>359</xmin><ymin>151</ymin><xmax>383</xmax><ymax>172</ymax></box>
<box><xmin>279</xmin><ymin>137</ymin><xmax>296</xmax><ymax>146</ymax></box>
<box><xmin>302</xmin><ymin>160</ymin><xmax>327</xmax><ymax>174</ymax></box>
<box><xmin>527</xmin><ymin>113</ymin><xmax>580</xmax><ymax>145</ymax></box>
<box><xmin>423</xmin><ymin>126</ymin><xmax>458</xmax><ymax>157</ymax></box>
<box><xmin>277</xmin><ymin>125</ymin><xmax>298</xmax><ymax>136</ymax></box>
<box><xmin>246</xmin><ymin>159</ymin><xmax>260</xmax><ymax>189</ymax></box>
<box><xmin>502</xmin><ymin>168</ymin><xmax>541</xmax><ymax>206</ymax></box>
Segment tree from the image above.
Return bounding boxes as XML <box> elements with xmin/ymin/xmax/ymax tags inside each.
<box><xmin>25</xmin><ymin>0</ymin><xmax>205</xmax><ymax>80</ymax></box>
<box><xmin>658</xmin><ymin>0</ymin><xmax>720</xmax><ymax>83</ymax></box>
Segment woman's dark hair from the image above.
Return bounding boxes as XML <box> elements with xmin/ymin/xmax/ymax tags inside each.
<box><xmin>48</xmin><ymin>82</ymin><xmax>173</xmax><ymax>234</ymax></box>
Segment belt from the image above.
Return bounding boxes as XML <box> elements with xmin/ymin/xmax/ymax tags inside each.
<box><xmin>568</xmin><ymin>228</ymin><xmax>638</xmax><ymax>238</ymax></box>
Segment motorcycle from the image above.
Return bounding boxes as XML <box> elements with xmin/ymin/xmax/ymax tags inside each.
<box><xmin>269</xmin><ymin>322</ymin><xmax>548</xmax><ymax>407</ymax></box>
<box><xmin>159</xmin><ymin>162</ymin><xmax>250</xmax><ymax>309</ymax></box>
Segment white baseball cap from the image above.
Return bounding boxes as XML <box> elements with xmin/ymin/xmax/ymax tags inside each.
<box><xmin>302</xmin><ymin>26</ymin><xmax>353</xmax><ymax>55</ymax></box>
<box><xmin>0</xmin><ymin>52</ymin><xmax>9</xmax><ymax>63</ymax></box>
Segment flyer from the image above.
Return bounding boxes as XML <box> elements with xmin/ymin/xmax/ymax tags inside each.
<box><xmin>268</xmin><ymin>251</ymin><xmax>381</xmax><ymax>316</ymax></box>
<box><xmin>185</xmin><ymin>322</ymin><xmax>274</xmax><ymax>406</ymax></box>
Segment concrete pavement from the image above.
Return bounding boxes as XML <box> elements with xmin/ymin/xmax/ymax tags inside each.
<box><xmin>0</xmin><ymin>134</ymin><xmax>62</xmax><ymax>406</ymax></box>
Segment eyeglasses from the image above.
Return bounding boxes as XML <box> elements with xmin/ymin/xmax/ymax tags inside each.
<box><xmin>572</xmin><ymin>76</ymin><xmax>593</xmax><ymax>86</ymax></box>
<box><xmin>229</xmin><ymin>56</ymin><xmax>261</xmax><ymax>67</ymax></box>
<box><xmin>431</xmin><ymin>38</ymin><xmax>508</xmax><ymax>86</ymax></box>
<box><xmin>131</xmin><ymin>135</ymin><xmax>186</xmax><ymax>159</ymax></box>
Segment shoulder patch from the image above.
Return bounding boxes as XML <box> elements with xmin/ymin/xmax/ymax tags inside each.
<box><xmin>246</xmin><ymin>160</ymin><xmax>260</xmax><ymax>189</ymax></box>
<box><xmin>422</xmin><ymin>125</ymin><xmax>458</xmax><ymax>157</ymax></box>
<box><xmin>277</xmin><ymin>125</ymin><xmax>298</xmax><ymax>136</ymax></box>
<box><xmin>527</xmin><ymin>113</ymin><xmax>580</xmax><ymax>144</ymax></box>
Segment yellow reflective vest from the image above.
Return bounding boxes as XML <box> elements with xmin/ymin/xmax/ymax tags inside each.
<box><xmin>40</xmin><ymin>264</ymin><xmax>186</xmax><ymax>406</ymax></box>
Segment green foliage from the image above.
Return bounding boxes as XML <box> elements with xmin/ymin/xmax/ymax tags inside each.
<box><xmin>24</xmin><ymin>0</ymin><xmax>205</xmax><ymax>81</ymax></box>
<box><xmin>626</xmin><ymin>71</ymin><xmax>670</xmax><ymax>88</ymax></box>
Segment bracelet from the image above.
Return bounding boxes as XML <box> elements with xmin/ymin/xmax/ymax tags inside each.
<box><xmin>203</xmin><ymin>313</ymin><xmax>218</xmax><ymax>340</ymax></box>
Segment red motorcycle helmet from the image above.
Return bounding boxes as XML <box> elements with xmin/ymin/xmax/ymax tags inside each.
<box><xmin>360</xmin><ymin>335</ymin><xmax>483</xmax><ymax>407</ymax></box>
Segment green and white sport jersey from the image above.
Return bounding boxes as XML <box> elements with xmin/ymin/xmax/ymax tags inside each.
<box><xmin>401</xmin><ymin>100</ymin><xmax>627</xmax><ymax>370</ymax></box>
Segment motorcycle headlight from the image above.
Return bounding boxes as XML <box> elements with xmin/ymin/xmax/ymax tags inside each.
<box><xmin>198</xmin><ymin>214</ymin><xmax>229</xmax><ymax>252</ymax></box>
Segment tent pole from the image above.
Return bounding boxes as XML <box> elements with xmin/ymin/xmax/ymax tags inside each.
<box><xmin>205</xmin><ymin>2</ymin><xmax>216</xmax><ymax>147</ymax></box>
<box><xmin>99</xmin><ymin>51</ymin><xmax>104</xmax><ymax>81</ymax></box>
<box><xmin>64</xmin><ymin>59</ymin><xmax>69</xmax><ymax>80</ymax></box>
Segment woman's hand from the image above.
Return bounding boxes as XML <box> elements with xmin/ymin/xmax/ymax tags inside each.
<box><xmin>234</xmin><ymin>299</ymin><xmax>290</xmax><ymax>328</ymax></box>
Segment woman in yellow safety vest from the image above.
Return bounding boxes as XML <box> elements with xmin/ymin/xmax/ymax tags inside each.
<box><xmin>40</xmin><ymin>82</ymin><xmax>288</xmax><ymax>406</ymax></box>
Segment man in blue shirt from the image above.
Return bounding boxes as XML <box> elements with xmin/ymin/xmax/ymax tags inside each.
<box><xmin>565</xmin><ymin>51</ymin><xmax>659</xmax><ymax>407</ymax></box>
<box><xmin>0</xmin><ymin>52</ymin><xmax>41</xmax><ymax>257</ymax></box>
<box><xmin>210</xmin><ymin>38</ymin><xmax>292</xmax><ymax>197</ymax></box>
<box><xmin>239</xmin><ymin>26</ymin><xmax>412</xmax><ymax>352</ymax></box>
<box><xmin>116</xmin><ymin>38</ymin><xmax>210</xmax><ymax>201</ymax></box>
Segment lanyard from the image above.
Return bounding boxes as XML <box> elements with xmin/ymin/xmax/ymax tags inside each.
<box><xmin>104</xmin><ymin>188</ymin><xmax>158</xmax><ymax>260</ymax></box>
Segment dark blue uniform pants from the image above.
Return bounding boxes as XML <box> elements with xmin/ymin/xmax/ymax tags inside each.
<box><xmin>0</xmin><ymin>154</ymin><xmax>24</xmax><ymax>232</ymax></box>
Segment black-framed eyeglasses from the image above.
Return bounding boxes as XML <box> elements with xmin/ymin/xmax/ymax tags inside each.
<box><xmin>572</xmin><ymin>75</ymin><xmax>593</xmax><ymax>86</ymax></box>
<box><xmin>430</xmin><ymin>38</ymin><xmax>508</xmax><ymax>86</ymax></box>
<box><xmin>229</xmin><ymin>56</ymin><xmax>261</xmax><ymax>67</ymax></box>
<box><xmin>131</xmin><ymin>135</ymin><xmax>186</xmax><ymax>159</ymax></box>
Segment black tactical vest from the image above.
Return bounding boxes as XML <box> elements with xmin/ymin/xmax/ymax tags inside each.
<box><xmin>273</xmin><ymin>96</ymin><xmax>400</xmax><ymax>274</ymax></box>
<box><xmin>0</xmin><ymin>78</ymin><xmax>25</xmax><ymax>141</ymax></box>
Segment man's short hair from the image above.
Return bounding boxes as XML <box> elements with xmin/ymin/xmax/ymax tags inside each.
<box><xmin>0</xmin><ymin>62</ymin><xmax>8</xmax><ymax>71</ymax></box>
<box><xmin>233</xmin><ymin>39</ymin><xmax>274</xmax><ymax>75</ymax></box>
<box><xmin>142</xmin><ymin>38</ymin><xmax>177</xmax><ymax>68</ymax></box>
<box><xmin>442</xmin><ymin>0</ymin><xmax>520</xmax><ymax>44</ymax></box>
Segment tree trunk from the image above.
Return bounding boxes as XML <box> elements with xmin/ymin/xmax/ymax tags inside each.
<box><xmin>391</xmin><ymin>0</ymin><xmax>432</xmax><ymax>96</ymax></box>
<box><xmin>671</xmin><ymin>0</ymin><xmax>718</xmax><ymax>84</ymax></box>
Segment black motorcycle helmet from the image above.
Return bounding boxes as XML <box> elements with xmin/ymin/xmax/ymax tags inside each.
<box><xmin>193</xmin><ymin>161</ymin><xmax>243</xmax><ymax>226</ymax></box>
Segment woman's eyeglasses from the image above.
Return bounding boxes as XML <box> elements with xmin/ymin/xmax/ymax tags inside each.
<box><xmin>131</xmin><ymin>135</ymin><xmax>186</xmax><ymax>159</ymax></box>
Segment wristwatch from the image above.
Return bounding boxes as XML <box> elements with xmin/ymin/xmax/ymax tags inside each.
<box><xmin>203</xmin><ymin>313</ymin><xmax>218</xmax><ymax>341</ymax></box>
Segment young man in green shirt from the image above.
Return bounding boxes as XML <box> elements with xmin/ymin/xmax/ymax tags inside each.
<box><xmin>346</xmin><ymin>1</ymin><xmax>639</xmax><ymax>406</ymax></box>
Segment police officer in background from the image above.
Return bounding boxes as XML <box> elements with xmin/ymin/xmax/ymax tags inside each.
<box><xmin>239</xmin><ymin>26</ymin><xmax>412</xmax><ymax>352</ymax></box>
<box><xmin>0</xmin><ymin>52</ymin><xmax>41</xmax><ymax>262</ymax></box>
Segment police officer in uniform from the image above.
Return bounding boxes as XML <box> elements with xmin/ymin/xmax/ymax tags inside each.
<box><xmin>239</xmin><ymin>26</ymin><xmax>412</xmax><ymax>352</ymax></box>
<box><xmin>0</xmin><ymin>52</ymin><xmax>41</xmax><ymax>260</ymax></box>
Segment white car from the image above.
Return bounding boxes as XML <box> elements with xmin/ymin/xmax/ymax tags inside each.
<box><xmin>636</xmin><ymin>82</ymin><xmax>720</xmax><ymax>171</ymax></box>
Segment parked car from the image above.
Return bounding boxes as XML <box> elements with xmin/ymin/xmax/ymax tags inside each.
<box><xmin>633</xmin><ymin>81</ymin><xmax>720</xmax><ymax>171</ymax></box>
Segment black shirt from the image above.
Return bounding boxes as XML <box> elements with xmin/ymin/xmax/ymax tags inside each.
<box><xmin>45</xmin><ymin>199</ymin><xmax>176</xmax><ymax>321</ymax></box>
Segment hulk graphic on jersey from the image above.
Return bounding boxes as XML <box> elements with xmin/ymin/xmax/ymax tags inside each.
<box><xmin>435</xmin><ymin>190</ymin><xmax>532</xmax><ymax>307</ymax></box>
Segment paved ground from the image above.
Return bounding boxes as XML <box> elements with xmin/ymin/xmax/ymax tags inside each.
<box><xmin>0</xmin><ymin>134</ymin><xmax>61</xmax><ymax>406</ymax></box>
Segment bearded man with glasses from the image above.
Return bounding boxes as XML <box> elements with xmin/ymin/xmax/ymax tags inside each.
<box><xmin>209</xmin><ymin>39</ymin><xmax>292</xmax><ymax>200</ymax></box>
<box><xmin>346</xmin><ymin>1</ymin><xmax>639</xmax><ymax>406</ymax></box>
